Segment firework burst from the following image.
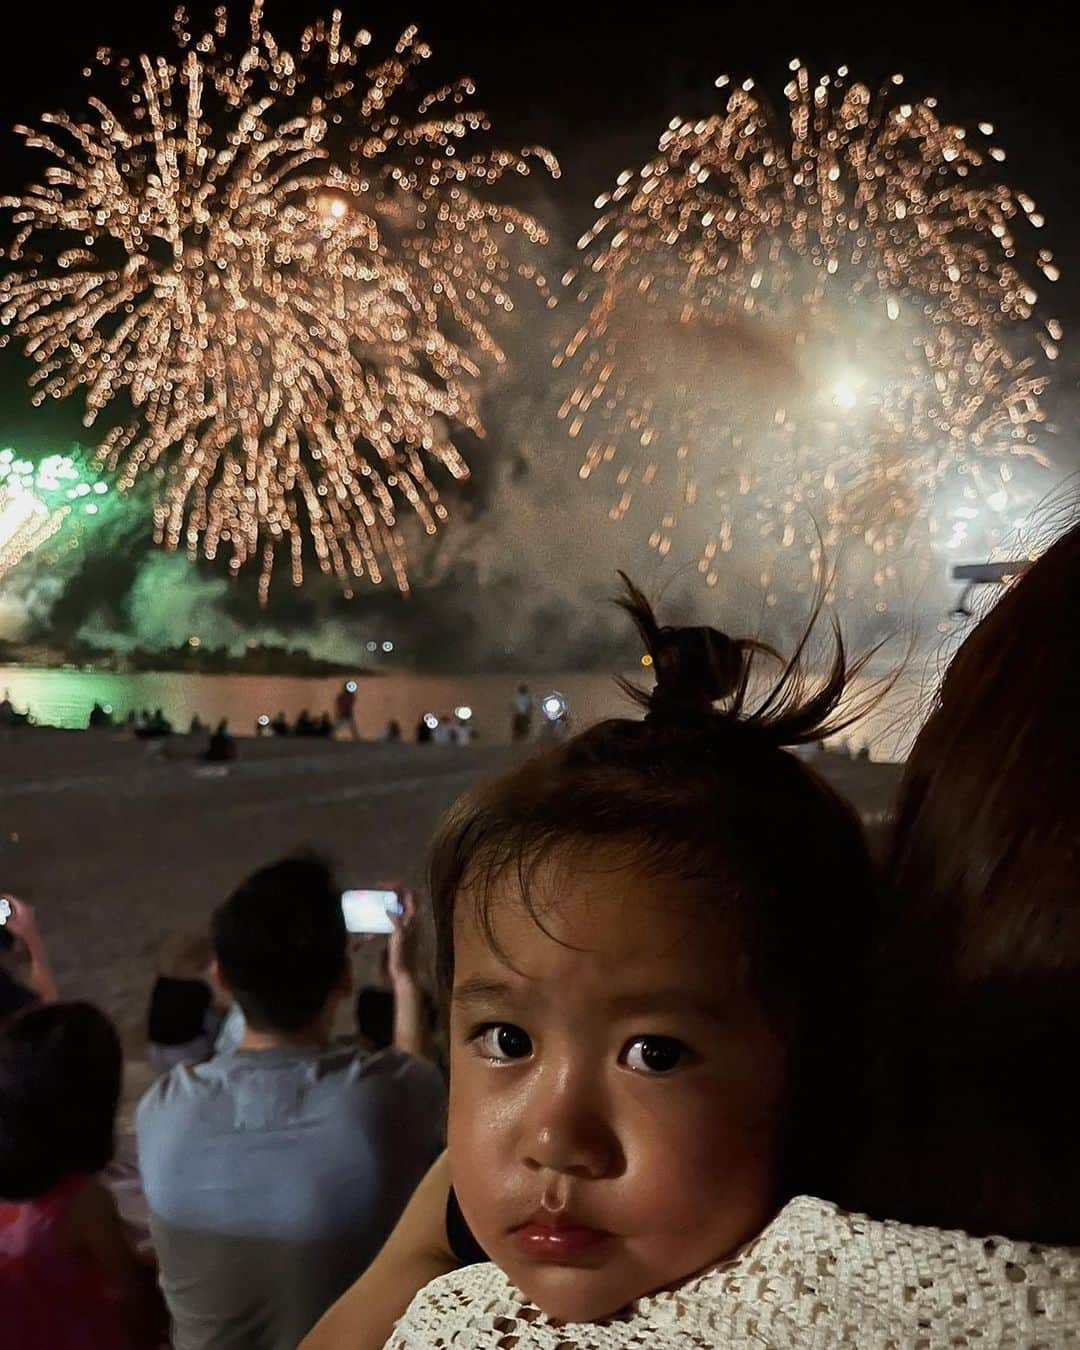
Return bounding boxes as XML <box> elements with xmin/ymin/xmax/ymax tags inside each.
<box><xmin>0</xmin><ymin>4</ymin><xmax>556</xmax><ymax>599</ymax></box>
<box><xmin>556</xmin><ymin>61</ymin><xmax>1059</xmax><ymax>595</ymax></box>
<box><xmin>0</xmin><ymin>447</ymin><xmax>111</xmax><ymax>580</ymax></box>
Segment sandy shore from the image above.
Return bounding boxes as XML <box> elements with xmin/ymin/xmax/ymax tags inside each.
<box><xmin>1</xmin><ymin>727</ymin><xmax>902</xmax><ymax>1054</ymax></box>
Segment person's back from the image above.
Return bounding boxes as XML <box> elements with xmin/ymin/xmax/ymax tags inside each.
<box><xmin>136</xmin><ymin>854</ymin><xmax>444</xmax><ymax>1350</ymax></box>
<box><xmin>0</xmin><ymin>1173</ymin><xmax>145</xmax><ymax>1349</ymax></box>
<box><xmin>138</xmin><ymin>1044</ymin><xmax>443</xmax><ymax>1350</ymax></box>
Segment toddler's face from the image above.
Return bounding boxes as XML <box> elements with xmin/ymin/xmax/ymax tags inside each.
<box><xmin>448</xmin><ymin>852</ymin><xmax>788</xmax><ymax>1323</ymax></box>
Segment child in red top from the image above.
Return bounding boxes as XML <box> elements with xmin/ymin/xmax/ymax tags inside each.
<box><xmin>0</xmin><ymin>1003</ymin><xmax>166</xmax><ymax>1348</ymax></box>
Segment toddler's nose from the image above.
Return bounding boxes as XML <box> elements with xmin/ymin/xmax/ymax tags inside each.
<box><xmin>519</xmin><ymin>1070</ymin><xmax>619</xmax><ymax>1180</ymax></box>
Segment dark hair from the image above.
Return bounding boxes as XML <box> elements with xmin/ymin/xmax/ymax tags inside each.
<box><xmin>355</xmin><ymin>987</ymin><xmax>394</xmax><ymax>1051</ymax></box>
<box><xmin>429</xmin><ymin>574</ymin><xmax>881</xmax><ymax>1195</ymax></box>
<box><xmin>846</xmin><ymin>519</ymin><xmax>1080</xmax><ymax>1243</ymax></box>
<box><xmin>211</xmin><ymin>853</ymin><xmax>346</xmax><ymax>1033</ymax></box>
<box><xmin>0</xmin><ymin>1002</ymin><xmax>121</xmax><ymax>1200</ymax></box>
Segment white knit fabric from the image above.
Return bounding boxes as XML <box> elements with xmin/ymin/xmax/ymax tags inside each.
<box><xmin>386</xmin><ymin>1195</ymin><xmax>1080</xmax><ymax>1347</ymax></box>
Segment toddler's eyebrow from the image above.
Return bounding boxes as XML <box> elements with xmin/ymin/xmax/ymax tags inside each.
<box><xmin>452</xmin><ymin>978</ymin><xmax>733</xmax><ymax>1023</ymax></box>
<box><xmin>452</xmin><ymin>976</ymin><xmax>517</xmax><ymax>1009</ymax></box>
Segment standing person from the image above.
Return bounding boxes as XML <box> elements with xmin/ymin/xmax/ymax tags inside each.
<box><xmin>432</xmin><ymin>714</ymin><xmax>456</xmax><ymax>748</ymax></box>
<box><xmin>136</xmin><ymin>854</ymin><xmax>445</xmax><ymax>1350</ymax></box>
<box><xmin>0</xmin><ymin>1002</ymin><xmax>167</xmax><ymax>1347</ymax></box>
<box><xmin>334</xmin><ymin>682</ymin><xmax>359</xmax><ymax>740</ymax></box>
<box><xmin>510</xmin><ymin>683</ymin><xmax>533</xmax><ymax>742</ymax></box>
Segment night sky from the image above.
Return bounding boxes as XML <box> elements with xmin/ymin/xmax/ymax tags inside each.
<box><xmin>4</xmin><ymin>1</ymin><xmax>1078</xmax><ymax>400</ymax></box>
<box><xmin>1</xmin><ymin>2</ymin><xmax>1076</xmax><ymax>662</ymax></box>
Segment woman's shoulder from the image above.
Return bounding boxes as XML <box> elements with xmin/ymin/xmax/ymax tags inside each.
<box><xmin>386</xmin><ymin>1197</ymin><xmax>1080</xmax><ymax>1348</ymax></box>
<box><xmin>728</xmin><ymin>1196</ymin><xmax>1080</xmax><ymax>1338</ymax></box>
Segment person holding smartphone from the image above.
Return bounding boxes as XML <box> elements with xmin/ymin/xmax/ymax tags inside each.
<box><xmin>135</xmin><ymin>854</ymin><xmax>444</xmax><ymax>1350</ymax></box>
<box><xmin>0</xmin><ymin>895</ymin><xmax>58</xmax><ymax>1026</ymax></box>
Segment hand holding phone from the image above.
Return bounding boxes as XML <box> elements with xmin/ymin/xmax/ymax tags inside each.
<box><xmin>0</xmin><ymin>895</ymin><xmax>39</xmax><ymax>953</ymax></box>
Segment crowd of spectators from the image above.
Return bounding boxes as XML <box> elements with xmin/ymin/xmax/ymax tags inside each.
<box><xmin>1</xmin><ymin>858</ymin><xmax>443</xmax><ymax>1349</ymax></box>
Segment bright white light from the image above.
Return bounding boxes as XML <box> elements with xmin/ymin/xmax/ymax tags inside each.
<box><xmin>319</xmin><ymin>194</ymin><xmax>348</xmax><ymax>221</ymax></box>
<box><xmin>454</xmin><ymin>705</ymin><xmax>473</xmax><ymax>721</ymax></box>
<box><xmin>542</xmin><ymin>692</ymin><xmax>567</xmax><ymax>721</ymax></box>
<box><xmin>381</xmin><ymin>640</ymin><xmax>394</xmax><ymax>653</ymax></box>
<box><xmin>345</xmin><ymin>680</ymin><xmax>357</xmax><ymax>693</ymax></box>
<box><xmin>423</xmin><ymin>712</ymin><xmax>439</xmax><ymax>730</ymax></box>
<box><xmin>832</xmin><ymin>380</ymin><xmax>858</xmax><ymax>411</ymax></box>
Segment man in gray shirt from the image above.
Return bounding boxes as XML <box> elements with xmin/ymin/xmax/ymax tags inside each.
<box><xmin>136</xmin><ymin>855</ymin><xmax>445</xmax><ymax>1350</ymax></box>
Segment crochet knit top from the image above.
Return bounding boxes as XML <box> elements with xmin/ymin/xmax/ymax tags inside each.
<box><xmin>386</xmin><ymin>1195</ymin><xmax>1080</xmax><ymax>1348</ymax></box>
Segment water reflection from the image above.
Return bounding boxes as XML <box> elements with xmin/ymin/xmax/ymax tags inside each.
<box><xmin>0</xmin><ymin>664</ymin><xmax>926</xmax><ymax>759</ymax></box>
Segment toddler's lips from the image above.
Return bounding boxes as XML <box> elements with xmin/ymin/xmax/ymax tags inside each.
<box><xmin>510</xmin><ymin>1211</ymin><xmax>615</xmax><ymax>1263</ymax></box>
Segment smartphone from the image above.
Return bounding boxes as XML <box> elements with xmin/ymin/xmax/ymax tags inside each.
<box><xmin>341</xmin><ymin>889</ymin><xmax>402</xmax><ymax>935</ymax></box>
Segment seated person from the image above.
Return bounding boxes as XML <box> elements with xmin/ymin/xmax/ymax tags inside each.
<box><xmin>204</xmin><ymin>720</ymin><xmax>237</xmax><ymax>763</ymax></box>
<box><xmin>147</xmin><ymin>932</ymin><xmax>222</xmax><ymax>1076</ymax></box>
<box><xmin>354</xmin><ymin>985</ymin><xmax>393</xmax><ymax>1053</ymax></box>
<box><xmin>136</xmin><ymin>854</ymin><xmax>445</xmax><ymax>1350</ymax></box>
<box><xmin>88</xmin><ymin>701</ymin><xmax>113</xmax><ymax>730</ymax></box>
<box><xmin>0</xmin><ymin>1002</ymin><xmax>166</xmax><ymax>1348</ymax></box>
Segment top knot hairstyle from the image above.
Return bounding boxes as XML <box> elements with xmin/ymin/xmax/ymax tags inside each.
<box><xmin>614</xmin><ymin>573</ymin><xmax>772</xmax><ymax>718</ymax></box>
<box><xmin>429</xmin><ymin>574</ymin><xmax>883</xmax><ymax>1198</ymax></box>
<box><xmin>612</xmin><ymin>571</ymin><xmax>866</xmax><ymax>741</ymax></box>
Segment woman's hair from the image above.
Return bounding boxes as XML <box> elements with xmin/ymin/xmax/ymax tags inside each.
<box><xmin>429</xmin><ymin>574</ymin><xmax>882</xmax><ymax>1196</ymax></box>
<box><xmin>0</xmin><ymin>1002</ymin><xmax>122</xmax><ymax>1200</ymax></box>
<box><xmin>846</xmin><ymin>519</ymin><xmax>1080</xmax><ymax>1243</ymax></box>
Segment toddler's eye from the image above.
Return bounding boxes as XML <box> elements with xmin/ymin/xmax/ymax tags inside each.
<box><xmin>622</xmin><ymin>1035</ymin><xmax>687</xmax><ymax>1075</ymax></box>
<box><xmin>474</xmin><ymin>1023</ymin><xmax>533</xmax><ymax>1063</ymax></box>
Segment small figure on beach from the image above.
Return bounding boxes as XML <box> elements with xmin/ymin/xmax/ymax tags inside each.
<box><xmin>334</xmin><ymin>682</ymin><xmax>359</xmax><ymax>740</ymax></box>
<box><xmin>510</xmin><ymin>683</ymin><xmax>533</xmax><ymax>742</ymax></box>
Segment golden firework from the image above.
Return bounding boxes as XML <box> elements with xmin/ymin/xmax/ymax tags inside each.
<box><xmin>556</xmin><ymin>61</ymin><xmax>1059</xmax><ymax>591</ymax></box>
<box><xmin>0</xmin><ymin>4</ymin><xmax>557</xmax><ymax>599</ymax></box>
